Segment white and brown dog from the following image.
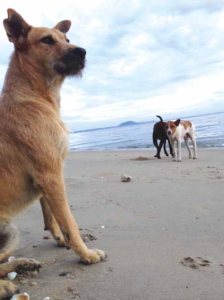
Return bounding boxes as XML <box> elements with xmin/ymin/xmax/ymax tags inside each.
<box><xmin>164</xmin><ymin>119</ymin><xmax>197</xmax><ymax>162</ymax></box>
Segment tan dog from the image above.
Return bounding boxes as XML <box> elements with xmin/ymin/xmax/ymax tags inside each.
<box><xmin>0</xmin><ymin>9</ymin><xmax>106</xmax><ymax>299</ymax></box>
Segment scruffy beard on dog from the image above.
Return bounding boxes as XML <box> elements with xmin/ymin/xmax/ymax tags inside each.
<box><xmin>53</xmin><ymin>48</ymin><xmax>86</xmax><ymax>76</ymax></box>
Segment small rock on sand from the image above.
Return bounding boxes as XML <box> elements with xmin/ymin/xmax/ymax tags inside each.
<box><xmin>43</xmin><ymin>235</ymin><xmax>51</xmax><ymax>240</ymax></box>
<box><xmin>121</xmin><ymin>174</ymin><xmax>132</xmax><ymax>182</ymax></box>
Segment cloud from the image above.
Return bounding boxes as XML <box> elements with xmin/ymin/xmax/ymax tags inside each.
<box><xmin>0</xmin><ymin>0</ymin><xmax>224</xmax><ymax>131</ymax></box>
<box><xmin>62</xmin><ymin>69</ymin><xmax>224</xmax><ymax>130</ymax></box>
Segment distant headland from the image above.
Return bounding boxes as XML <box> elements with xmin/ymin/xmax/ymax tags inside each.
<box><xmin>118</xmin><ymin>121</ymin><xmax>137</xmax><ymax>127</ymax></box>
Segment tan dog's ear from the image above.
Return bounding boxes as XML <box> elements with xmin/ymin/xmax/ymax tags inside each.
<box><xmin>3</xmin><ymin>9</ymin><xmax>31</xmax><ymax>46</ymax></box>
<box><xmin>174</xmin><ymin>119</ymin><xmax>181</xmax><ymax>127</ymax></box>
<box><xmin>54</xmin><ymin>20</ymin><xmax>71</xmax><ymax>33</ymax></box>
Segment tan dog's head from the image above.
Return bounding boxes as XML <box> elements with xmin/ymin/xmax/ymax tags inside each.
<box><xmin>164</xmin><ymin>119</ymin><xmax>181</xmax><ymax>136</ymax></box>
<box><xmin>3</xmin><ymin>9</ymin><xmax>86</xmax><ymax>78</ymax></box>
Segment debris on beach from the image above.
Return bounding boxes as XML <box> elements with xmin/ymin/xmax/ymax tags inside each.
<box><xmin>85</xmin><ymin>228</ymin><xmax>94</xmax><ymax>232</ymax></box>
<box><xmin>67</xmin><ymin>286</ymin><xmax>81</xmax><ymax>299</ymax></box>
<box><xmin>29</xmin><ymin>281</ymin><xmax>37</xmax><ymax>287</ymax></box>
<box><xmin>101</xmin><ymin>226</ymin><xmax>105</xmax><ymax>229</ymax></box>
<box><xmin>51</xmin><ymin>259</ymin><xmax>57</xmax><ymax>264</ymax></box>
<box><xmin>131</xmin><ymin>157</ymin><xmax>151</xmax><ymax>161</ymax></box>
<box><xmin>43</xmin><ymin>235</ymin><xmax>51</xmax><ymax>240</ymax></box>
<box><xmin>7</xmin><ymin>272</ymin><xmax>17</xmax><ymax>280</ymax></box>
<box><xmin>121</xmin><ymin>174</ymin><xmax>132</xmax><ymax>182</ymax></box>
<box><xmin>59</xmin><ymin>271</ymin><xmax>71</xmax><ymax>277</ymax></box>
<box><xmin>11</xmin><ymin>292</ymin><xmax>30</xmax><ymax>300</ymax></box>
<box><xmin>181</xmin><ymin>257</ymin><xmax>211</xmax><ymax>269</ymax></box>
<box><xmin>81</xmin><ymin>233</ymin><xmax>98</xmax><ymax>242</ymax></box>
<box><xmin>43</xmin><ymin>297</ymin><xmax>50</xmax><ymax>300</ymax></box>
<box><xmin>18</xmin><ymin>277</ymin><xmax>28</xmax><ymax>284</ymax></box>
<box><xmin>80</xmin><ymin>227</ymin><xmax>94</xmax><ymax>232</ymax></box>
<box><xmin>7</xmin><ymin>256</ymin><xmax>17</xmax><ymax>280</ymax></box>
<box><xmin>8</xmin><ymin>256</ymin><xmax>15</xmax><ymax>261</ymax></box>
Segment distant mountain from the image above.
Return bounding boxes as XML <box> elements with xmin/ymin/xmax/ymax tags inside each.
<box><xmin>118</xmin><ymin>121</ymin><xmax>137</xmax><ymax>127</ymax></box>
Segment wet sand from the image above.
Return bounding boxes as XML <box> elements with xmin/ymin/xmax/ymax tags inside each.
<box><xmin>13</xmin><ymin>149</ymin><xmax>224</xmax><ymax>300</ymax></box>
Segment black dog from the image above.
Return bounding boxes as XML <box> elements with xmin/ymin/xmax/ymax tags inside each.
<box><xmin>153</xmin><ymin>116</ymin><xmax>174</xmax><ymax>159</ymax></box>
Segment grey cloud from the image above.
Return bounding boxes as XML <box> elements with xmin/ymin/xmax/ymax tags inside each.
<box><xmin>0</xmin><ymin>1</ymin><xmax>224</xmax><ymax>131</ymax></box>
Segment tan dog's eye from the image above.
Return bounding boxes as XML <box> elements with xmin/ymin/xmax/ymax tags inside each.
<box><xmin>41</xmin><ymin>36</ymin><xmax>55</xmax><ymax>45</ymax></box>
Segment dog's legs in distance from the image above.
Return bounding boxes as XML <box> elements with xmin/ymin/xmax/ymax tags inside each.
<box><xmin>0</xmin><ymin>219</ymin><xmax>42</xmax><ymax>298</ymax></box>
<box><xmin>40</xmin><ymin>197</ymin><xmax>66</xmax><ymax>247</ymax></box>
<box><xmin>168</xmin><ymin>139</ymin><xmax>174</xmax><ymax>157</ymax></box>
<box><xmin>176</xmin><ymin>139</ymin><xmax>182</xmax><ymax>162</ymax></box>
<box><xmin>163</xmin><ymin>139</ymin><xmax>169</xmax><ymax>156</ymax></box>
<box><xmin>37</xmin><ymin>172</ymin><xmax>106</xmax><ymax>264</ymax></box>
<box><xmin>184</xmin><ymin>136</ymin><xmax>192</xmax><ymax>158</ymax></box>
<box><xmin>169</xmin><ymin>139</ymin><xmax>176</xmax><ymax>161</ymax></box>
<box><xmin>153</xmin><ymin>132</ymin><xmax>160</xmax><ymax>158</ymax></box>
<box><xmin>190</xmin><ymin>135</ymin><xmax>198</xmax><ymax>159</ymax></box>
<box><xmin>156</xmin><ymin>140</ymin><xmax>164</xmax><ymax>159</ymax></box>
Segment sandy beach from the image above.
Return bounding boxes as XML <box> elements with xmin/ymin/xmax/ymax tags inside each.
<box><xmin>13</xmin><ymin>149</ymin><xmax>224</xmax><ymax>300</ymax></box>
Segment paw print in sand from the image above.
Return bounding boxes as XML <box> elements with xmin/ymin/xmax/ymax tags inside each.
<box><xmin>181</xmin><ymin>257</ymin><xmax>211</xmax><ymax>269</ymax></box>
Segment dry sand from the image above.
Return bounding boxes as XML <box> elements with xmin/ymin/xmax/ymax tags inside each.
<box><xmin>13</xmin><ymin>149</ymin><xmax>224</xmax><ymax>300</ymax></box>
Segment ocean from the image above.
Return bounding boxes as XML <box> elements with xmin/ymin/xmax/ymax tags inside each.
<box><xmin>69</xmin><ymin>112</ymin><xmax>224</xmax><ymax>151</ymax></box>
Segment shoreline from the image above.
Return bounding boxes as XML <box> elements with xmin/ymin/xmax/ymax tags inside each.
<box><xmin>69</xmin><ymin>147</ymin><xmax>224</xmax><ymax>152</ymax></box>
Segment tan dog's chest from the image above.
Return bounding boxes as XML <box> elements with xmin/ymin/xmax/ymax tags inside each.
<box><xmin>58</xmin><ymin>129</ymin><xmax>69</xmax><ymax>161</ymax></box>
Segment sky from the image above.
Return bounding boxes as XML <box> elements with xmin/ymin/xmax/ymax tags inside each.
<box><xmin>0</xmin><ymin>0</ymin><xmax>224</xmax><ymax>131</ymax></box>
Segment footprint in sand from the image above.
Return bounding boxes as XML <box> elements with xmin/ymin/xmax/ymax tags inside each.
<box><xmin>181</xmin><ymin>257</ymin><xmax>211</xmax><ymax>269</ymax></box>
<box><xmin>131</xmin><ymin>157</ymin><xmax>152</xmax><ymax>161</ymax></box>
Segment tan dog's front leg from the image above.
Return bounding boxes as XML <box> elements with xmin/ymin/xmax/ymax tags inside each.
<box><xmin>40</xmin><ymin>197</ymin><xmax>66</xmax><ymax>247</ymax></box>
<box><xmin>37</xmin><ymin>174</ymin><xmax>107</xmax><ymax>264</ymax></box>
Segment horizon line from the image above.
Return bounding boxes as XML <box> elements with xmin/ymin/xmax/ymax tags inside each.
<box><xmin>71</xmin><ymin>111</ymin><xmax>224</xmax><ymax>134</ymax></box>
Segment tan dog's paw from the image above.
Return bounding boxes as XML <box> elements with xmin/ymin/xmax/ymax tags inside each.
<box><xmin>55</xmin><ymin>232</ymin><xmax>66</xmax><ymax>247</ymax></box>
<box><xmin>47</xmin><ymin>220</ymin><xmax>66</xmax><ymax>248</ymax></box>
<box><xmin>15</xmin><ymin>258</ymin><xmax>42</xmax><ymax>274</ymax></box>
<box><xmin>81</xmin><ymin>249</ymin><xmax>107</xmax><ymax>265</ymax></box>
<box><xmin>0</xmin><ymin>280</ymin><xmax>19</xmax><ymax>299</ymax></box>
